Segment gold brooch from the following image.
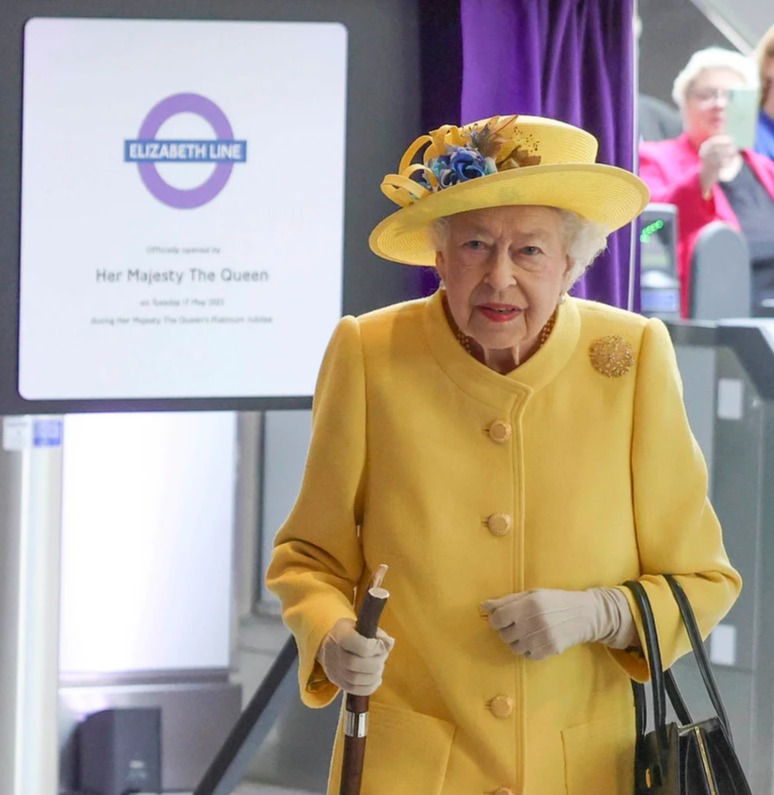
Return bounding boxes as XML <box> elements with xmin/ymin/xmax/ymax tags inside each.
<box><xmin>589</xmin><ymin>336</ymin><xmax>634</xmax><ymax>377</ymax></box>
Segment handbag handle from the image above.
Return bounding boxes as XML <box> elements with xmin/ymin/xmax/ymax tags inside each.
<box><xmin>625</xmin><ymin>577</ymin><xmax>732</xmax><ymax>742</ymax></box>
<box><xmin>625</xmin><ymin>579</ymin><xmax>669</xmax><ymax>748</ymax></box>
<box><xmin>664</xmin><ymin>574</ymin><xmax>732</xmax><ymax>739</ymax></box>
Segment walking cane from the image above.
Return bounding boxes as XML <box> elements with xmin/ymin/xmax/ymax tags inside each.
<box><xmin>339</xmin><ymin>564</ymin><xmax>390</xmax><ymax>795</ymax></box>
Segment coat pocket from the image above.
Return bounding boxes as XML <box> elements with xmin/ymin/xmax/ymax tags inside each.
<box><xmin>328</xmin><ymin>701</ymin><xmax>455</xmax><ymax>795</ymax></box>
<box><xmin>561</xmin><ymin>711</ymin><xmax>635</xmax><ymax>795</ymax></box>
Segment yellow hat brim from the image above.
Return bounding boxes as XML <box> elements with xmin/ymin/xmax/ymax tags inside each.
<box><xmin>368</xmin><ymin>163</ymin><xmax>650</xmax><ymax>266</ymax></box>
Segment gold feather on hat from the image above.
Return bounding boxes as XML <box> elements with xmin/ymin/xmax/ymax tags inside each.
<box><xmin>500</xmin><ymin>147</ymin><xmax>542</xmax><ymax>170</ymax></box>
<box><xmin>467</xmin><ymin>115</ymin><xmax>541</xmax><ymax>169</ymax></box>
<box><xmin>469</xmin><ymin>125</ymin><xmax>503</xmax><ymax>159</ymax></box>
<box><xmin>466</xmin><ymin>115</ymin><xmax>513</xmax><ymax>157</ymax></box>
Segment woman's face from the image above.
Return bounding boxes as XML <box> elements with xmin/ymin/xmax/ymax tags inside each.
<box><xmin>683</xmin><ymin>67</ymin><xmax>748</xmax><ymax>143</ymax></box>
<box><xmin>435</xmin><ymin>205</ymin><xmax>572</xmax><ymax>372</ymax></box>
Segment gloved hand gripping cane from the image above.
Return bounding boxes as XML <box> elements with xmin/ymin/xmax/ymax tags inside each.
<box><xmin>339</xmin><ymin>564</ymin><xmax>390</xmax><ymax>795</ymax></box>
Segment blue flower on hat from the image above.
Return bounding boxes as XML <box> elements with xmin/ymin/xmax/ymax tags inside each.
<box><xmin>428</xmin><ymin>146</ymin><xmax>496</xmax><ymax>189</ymax></box>
<box><xmin>386</xmin><ymin>116</ymin><xmax>544</xmax><ymax>206</ymax></box>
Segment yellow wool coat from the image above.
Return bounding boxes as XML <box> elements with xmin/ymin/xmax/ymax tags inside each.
<box><xmin>266</xmin><ymin>289</ymin><xmax>741</xmax><ymax>795</ymax></box>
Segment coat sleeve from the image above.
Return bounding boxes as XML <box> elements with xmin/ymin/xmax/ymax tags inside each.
<box><xmin>265</xmin><ymin>315</ymin><xmax>367</xmax><ymax>707</ymax></box>
<box><xmin>608</xmin><ymin>317</ymin><xmax>742</xmax><ymax>681</ymax></box>
<box><xmin>638</xmin><ymin>140</ymin><xmax>703</xmax><ymax>205</ymax></box>
<box><xmin>638</xmin><ymin>141</ymin><xmax>719</xmax><ymax>247</ymax></box>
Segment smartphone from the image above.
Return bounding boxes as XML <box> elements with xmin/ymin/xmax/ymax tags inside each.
<box><xmin>725</xmin><ymin>86</ymin><xmax>759</xmax><ymax>150</ymax></box>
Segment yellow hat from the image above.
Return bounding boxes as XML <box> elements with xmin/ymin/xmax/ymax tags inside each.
<box><xmin>368</xmin><ymin>114</ymin><xmax>650</xmax><ymax>266</ymax></box>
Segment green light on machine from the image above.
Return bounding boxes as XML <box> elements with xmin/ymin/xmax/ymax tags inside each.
<box><xmin>640</xmin><ymin>219</ymin><xmax>665</xmax><ymax>243</ymax></box>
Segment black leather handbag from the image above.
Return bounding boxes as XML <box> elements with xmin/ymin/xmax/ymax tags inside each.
<box><xmin>624</xmin><ymin>576</ymin><xmax>752</xmax><ymax>794</ymax></box>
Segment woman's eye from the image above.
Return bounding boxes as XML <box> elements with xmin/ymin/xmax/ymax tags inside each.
<box><xmin>463</xmin><ymin>240</ymin><xmax>486</xmax><ymax>250</ymax></box>
<box><xmin>522</xmin><ymin>245</ymin><xmax>543</xmax><ymax>256</ymax></box>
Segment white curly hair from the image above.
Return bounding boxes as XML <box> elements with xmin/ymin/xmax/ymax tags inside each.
<box><xmin>671</xmin><ymin>47</ymin><xmax>759</xmax><ymax>109</ymax></box>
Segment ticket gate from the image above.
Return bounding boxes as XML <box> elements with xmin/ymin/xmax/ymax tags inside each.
<box><xmin>670</xmin><ymin>318</ymin><xmax>774</xmax><ymax>794</ymax></box>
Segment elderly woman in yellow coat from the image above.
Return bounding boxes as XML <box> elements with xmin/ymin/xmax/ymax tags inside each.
<box><xmin>266</xmin><ymin>114</ymin><xmax>741</xmax><ymax>795</ymax></box>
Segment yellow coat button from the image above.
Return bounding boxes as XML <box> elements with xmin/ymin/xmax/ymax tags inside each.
<box><xmin>489</xmin><ymin>694</ymin><xmax>514</xmax><ymax>718</ymax></box>
<box><xmin>494</xmin><ymin>788</ymin><xmax>516</xmax><ymax>795</ymax></box>
<box><xmin>486</xmin><ymin>513</ymin><xmax>512</xmax><ymax>536</ymax></box>
<box><xmin>488</xmin><ymin>420</ymin><xmax>512</xmax><ymax>443</ymax></box>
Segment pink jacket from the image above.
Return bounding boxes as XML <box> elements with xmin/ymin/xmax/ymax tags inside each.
<box><xmin>639</xmin><ymin>133</ymin><xmax>774</xmax><ymax>317</ymax></box>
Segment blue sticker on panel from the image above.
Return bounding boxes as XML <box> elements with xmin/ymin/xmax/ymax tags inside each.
<box><xmin>33</xmin><ymin>418</ymin><xmax>63</xmax><ymax>447</ymax></box>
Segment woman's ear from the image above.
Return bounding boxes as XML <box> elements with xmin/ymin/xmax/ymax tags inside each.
<box><xmin>435</xmin><ymin>250</ymin><xmax>447</xmax><ymax>281</ymax></box>
<box><xmin>561</xmin><ymin>256</ymin><xmax>575</xmax><ymax>291</ymax></box>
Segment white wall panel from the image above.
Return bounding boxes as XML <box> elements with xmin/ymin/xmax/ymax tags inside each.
<box><xmin>59</xmin><ymin>412</ymin><xmax>236</xmax><ymax>673</ymax></box>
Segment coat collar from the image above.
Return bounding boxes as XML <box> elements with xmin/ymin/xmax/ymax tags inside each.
<box><xmin>422</xmin><ymin>289</ymin><xmax>581</xmax><ymax>407</ymax></box>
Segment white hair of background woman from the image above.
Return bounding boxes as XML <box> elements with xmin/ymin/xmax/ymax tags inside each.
<box><xmin>430</xmin><ymin>209</ymin><xmax>609</xmax><ymax>289</ymax></box>
<box><xmin>671</xmin><ymin>46</ymin><xmax>759</xmax><ymax>109</ymax></box>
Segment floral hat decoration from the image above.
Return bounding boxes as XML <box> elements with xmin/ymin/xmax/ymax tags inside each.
<box><xmin>368</xmin><ymin>114</ymin><xmax>649</xmax><ymax>266</ymax></box>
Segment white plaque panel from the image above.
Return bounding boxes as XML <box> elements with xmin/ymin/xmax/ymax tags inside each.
<box><xmin>19</xmin><ymin>18</ymin><xmax>347</xmax><ymax>399</ymax></box>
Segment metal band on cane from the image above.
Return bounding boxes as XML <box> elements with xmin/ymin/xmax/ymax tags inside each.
<box><xmin>344</xmin><ymin>710</ymin><xmax>368</xmax><ymax>738</ymax></box>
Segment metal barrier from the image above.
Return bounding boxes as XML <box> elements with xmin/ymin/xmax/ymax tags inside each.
<box><xmin>690</xmin><ymin>222</ymin><xmax>751</xmax><ymax>320</ymax></box>
<box><xmin>669</xmin><ymin>318</ymin><xmax>774</xmax><ymax>794</ymax></box>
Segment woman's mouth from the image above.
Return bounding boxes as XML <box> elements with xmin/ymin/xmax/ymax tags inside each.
<box><xmin>478</xmin><ymin>303</ymin><xmax>521</xmax><ymax>323</ymax></box>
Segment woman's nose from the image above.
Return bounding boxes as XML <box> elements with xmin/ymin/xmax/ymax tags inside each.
<box><xmin>485</xmin><ymin>250</ymin><xmax>518</xmax><ymax>290</ymax></box>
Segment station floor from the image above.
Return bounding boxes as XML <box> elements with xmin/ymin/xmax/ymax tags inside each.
<box><xmin>180</xmin><ymin>787</ymin><xmax>316</xmax><ymax>794</ymax></box>
<box><xmin>228</xmin><ymin>606</ymin><xmax>329</xmax><ymax>795</ymax></box>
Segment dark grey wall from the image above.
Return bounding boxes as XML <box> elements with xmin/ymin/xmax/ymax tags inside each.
<box><xmin>0</xmin><ymin>0</ymin><xmax>423</xmax><ymax>414</ymax></box>
<box><xmin>639</xmin><ymin>0</ymin><xmax>736</xmax><ymax>107</ymax></box>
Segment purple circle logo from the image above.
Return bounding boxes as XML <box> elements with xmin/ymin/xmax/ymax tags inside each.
<box><xmin>124</xmin><ymin>93</ymin><xmax>247</xmax><ymax>209</ymax></box>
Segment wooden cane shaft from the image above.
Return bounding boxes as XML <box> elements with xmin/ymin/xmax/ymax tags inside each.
<box><xmin>339</xmin><ymin>587</ymin><xmax>389</xmax><ymax>795</ymax></box>
<box><xmin>340</xmin><ymin>696</ymin><xmax>373</xmax><ymax>794</ymax></box>
<box><xmin>340</xmin><ymin>719</ymin><xmax>367</xmax><ymax>795</ymax></box>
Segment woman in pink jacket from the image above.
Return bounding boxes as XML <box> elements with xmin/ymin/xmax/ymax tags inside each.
<box><xmin>639</xmin><ymin>47</ymin><xmax>774</xmax><ymax>318</ymax></box>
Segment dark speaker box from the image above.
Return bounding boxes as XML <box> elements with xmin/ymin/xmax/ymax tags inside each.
<box><xmin>78</xmin><ymin>707</ymin><xmax>162</xmax><ymax>795</ymax></box>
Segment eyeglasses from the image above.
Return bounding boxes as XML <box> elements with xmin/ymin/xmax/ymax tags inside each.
<box><xmin>687</xmin><ymin>87</ymin><xmax>733</xmax><ymax>105</ymax></box>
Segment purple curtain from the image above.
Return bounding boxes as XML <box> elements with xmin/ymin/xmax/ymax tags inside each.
<box><xmin>459</xmin><ymin>0</ymin><xmax>637</xmax><ymax>309</ymax></box>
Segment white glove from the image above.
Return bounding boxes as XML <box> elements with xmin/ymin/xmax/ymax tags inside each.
<box><xmin>482</xmin><ymin>587</ymin><xmax>635</xmax><ymax>660</ymax></box>
<box><xmin>317</xmin><ymin>617</ymin><xmax>395</xmax><ymax>696</ymax></box>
